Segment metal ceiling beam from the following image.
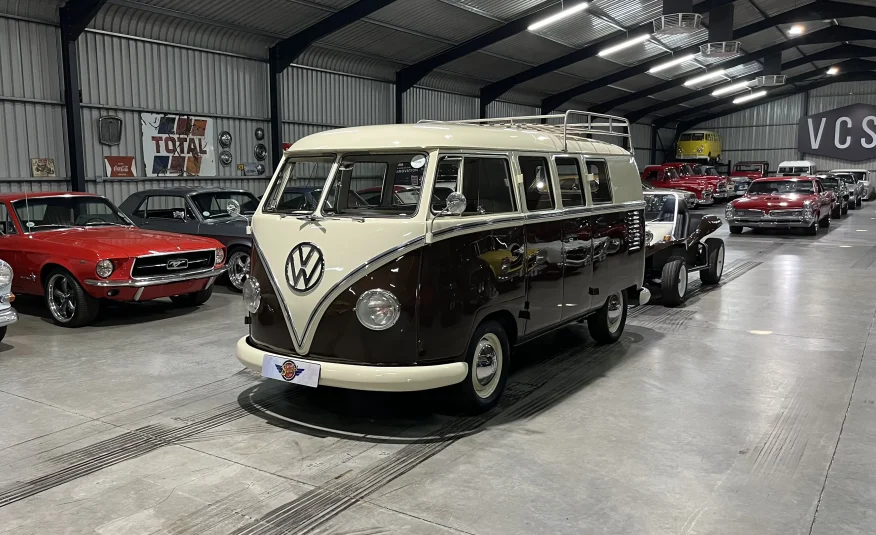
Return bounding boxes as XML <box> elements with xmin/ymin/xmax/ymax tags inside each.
<box><xmin>676</xmin><ymin>70</ymin><xmax>876</xmax><ymax>131</ymax></box>
<box><xmin>479</xmin><ymin>0</ymin><xmax>736</xmax><ymax>112</ymax></box>
<box><xmin>268</xmin><ymin>0</ymin><xmax>399</xmax><ymax>170</ymax></box>
<box><xmin>656</xmin><ymin>59</ymin><xmax>876</xmax><ymax>127</ymax></box>
<box><xmin>60</xmin><ymin>0</ymin><xmax>110</xmax><ymax>192</ymax></box>
<box><xmin>626</xmin><ymin>44</ymin><xmax>876</xmax><ymax>122</ymax></box>
<box><xmin>541</xmin><ymin>0</ymin><xmax>874</xmax><ymax>114</ymax></box>
<box><xmin>395</xmin><ymin>0</ymin><xmax>559</xmax><ymax>108</ymax></box>
<box><xmin>589</xmin><ymin>25</ymin><xmax>876</xmax><ymax>115</ymax></box>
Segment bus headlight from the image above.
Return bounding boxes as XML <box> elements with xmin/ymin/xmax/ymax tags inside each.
<box><xmin>242</xmin><ymin>278</ymin><xmax>261</xmax><ymax>313</ymax></box>
<box><xmin>356</xmin><ymin>289</ymin><xmax>400</xmax><ymax>331</ymax></box>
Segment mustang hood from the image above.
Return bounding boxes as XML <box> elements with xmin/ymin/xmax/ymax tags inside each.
<box><xmin>733</xmin><ymin>194</ymin><xmax>813</xmax><ymax>209</ymax></box>
<box><xmin>30</xmin><ymin>227</ymin><xmax>221</xmax><ymax>258</ymax></box>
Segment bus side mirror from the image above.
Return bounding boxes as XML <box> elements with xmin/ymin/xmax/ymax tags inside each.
<box><xmin>439</xmin><ymin>192</ymin><xmax>467</xmax><ymax>216</ymax></box>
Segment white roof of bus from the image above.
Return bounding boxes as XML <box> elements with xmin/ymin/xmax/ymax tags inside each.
<box><xmin>778</xmin><ymin>160</ymin><xmax>815</xmax><ymax>167</ymax></box>
<box><xmin>284</xmin><ymin>123</ymin><xmax>631</xmax><ymax>156</ymax></box>
<box><xmin>831</xmin><ymin>168</ymin><xmax>868</xmax><ymax>173</ymax></box>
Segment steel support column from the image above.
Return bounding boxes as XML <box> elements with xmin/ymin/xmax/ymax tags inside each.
<box><xmin>269</xmin><ymin>48</ymin><xmax>283</xmax><ymax>172</ymax></box>
<box><xmin>650</xmin><ymin>124</ymin><xmax>658</xmax><ymax>165</ymax></box>
<box><xmin>59</xmin><ymin>0</ymin><xmax>109</xmax><ymax>192</ymax></box>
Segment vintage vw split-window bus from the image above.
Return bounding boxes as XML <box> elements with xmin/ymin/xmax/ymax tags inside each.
<box><xmin>236</xmin><ymin>112</ymin><xmax>647</xmax><ymax>411</ymax></box>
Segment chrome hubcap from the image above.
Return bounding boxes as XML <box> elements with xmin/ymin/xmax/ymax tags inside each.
<box><xmin>678</xmin><ymin>268</ymin><xmax>688</xmax><ymax>298</ymax></box>
<box><xmin>47</xmin><ymin>274</ymin><xmax>76</xmax><ymax>322</ymax></box>
<box><xmin>228</xmin><ymin>251</ymin><xmax>251</xmax><ymax>290</ymax></box>
<box><xmin>606</xmin><ymin>292</ymin><xmax>623</xmax><ymax>333</ymax></box>
<box><xmin>472</xmin><ymin>333</ymin><xmax>502</xmax><ymax>398</ymax></box>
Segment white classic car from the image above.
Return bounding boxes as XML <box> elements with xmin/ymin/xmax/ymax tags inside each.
<box><xmin>0</xmin><ymin>259</ymin><xmax>17</xmax><ymax>341</ymax></box>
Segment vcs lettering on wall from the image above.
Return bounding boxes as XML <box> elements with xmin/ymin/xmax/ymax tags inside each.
<box><xmin>798</xmin><ymin>103</ymin><xmax>876</xmax><ymax>161</ymax></box>
<box><xmin>140</xmin><ymin>113</ymin><xmax>216</xmax><ymax>176</ymax></box>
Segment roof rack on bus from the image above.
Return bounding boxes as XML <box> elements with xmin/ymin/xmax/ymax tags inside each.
<box><xmin>418</xmin><ymin>110</ymin><xmax>632</xmax><ymax>153</ymax></box>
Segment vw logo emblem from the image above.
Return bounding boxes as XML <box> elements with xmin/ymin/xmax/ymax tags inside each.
<box><xmin>285</xmin><ymin>243</ymin><xmax>325</xmax><ymax>293</ymax></box>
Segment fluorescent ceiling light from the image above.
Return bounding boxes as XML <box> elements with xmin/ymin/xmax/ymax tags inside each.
<box><xmin>827</xmin><ymin>66</ymin><xmax>839</xmax><ymax>75</ymax></box>
<box><xmin>788</xmin><ymin>24</ymin><xmax>805</xmax><ymax>35</ymax></box>
<box><xmin>648</xmin><ymin>53</ymin><xmax>697</xmax><ymax>74</ymax></box>
<box><xmin>684</xmin><ymin>69</ymin><xmax>726</xmax><ymax>86</ymax></box>
<box><xmin>598</xmin><ymin>34</ymin><xmax>651</xmax><ymax>57</ymax></box>
<box><xmin>528</xmin><ymin>2</ymin><xmax>589</xmax><ymax>31</ymax></box>
<box><xmin>733</xmin><ymin>90</ymin><xmax>767</xmax><ymax>104</ymax></box>
<box><xmin>712</xmin><ymin>80</ymin><xmax>753</xmax><ymax>96</ymax></box>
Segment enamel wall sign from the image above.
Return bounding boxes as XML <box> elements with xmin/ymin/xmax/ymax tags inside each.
<box><xmin>798</xmin><ymin>103</ymin><xmax>876</xmax><ymax>162</ymax></box>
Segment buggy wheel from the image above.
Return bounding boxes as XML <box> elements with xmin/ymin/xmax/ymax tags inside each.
<box><xmin>661</xmin><ymin>257</ymin><xmax>687</xmax><ymax>307</ymax></box>
<box><xmin>700</xmin><ymin>238</ymin><xmax>724</xmax><ymax>284</ymax></box>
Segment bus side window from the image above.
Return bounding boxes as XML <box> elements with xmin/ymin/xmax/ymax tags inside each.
<box><xmin>586</xmin><ymin>160</ymin><xmax>612</xmax><ymax>204</ymax></box>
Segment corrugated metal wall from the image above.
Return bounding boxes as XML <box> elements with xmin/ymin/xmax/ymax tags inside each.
<box><xmin>806</xmin><ymin>82</ymin><xmax>876</xmax><ymax>172</ymax></box>
<box><xmin>0</xmin><ymin>13</ymin><xmax>661</xmax><ymax>204</ymax></box>
<box><xmin>695</xmin><ymin>93</ymin><xmax>805</xmax><ymax>170</ymax></box>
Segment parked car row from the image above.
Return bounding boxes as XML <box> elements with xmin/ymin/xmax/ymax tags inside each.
<box><xmin>724</xmin><ymin>173</ymin><xmax>863</xmax><ymax>235</ymax></box>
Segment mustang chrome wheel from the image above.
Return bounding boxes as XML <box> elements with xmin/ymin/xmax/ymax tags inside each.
<box><xmin>47</xmin><ymin>273</ymin><xmax>76</xmax><ymax>323</ymax></box>
<box><xmin>227</xmin><ymin>250</ymin><xmax>251</xmax><ymax>291</ymax></box>
<box><xmin>472</xmin><ymin>332</ymin><xmax>503</xmax><ymax>399</ymax></box>
<box><xmin>606</xmin><ymin>291</ymin><xmax>624</xmax><ymax>333</ymax></box>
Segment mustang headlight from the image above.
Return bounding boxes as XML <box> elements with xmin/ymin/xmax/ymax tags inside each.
<box><xmin>96</xmin><ymin>259</ymin><xmax>114</xmax><ymax>278</ymax></box>
<box><xmin>0</xmin><ymin>261</ymin><xmax>12</xmax><ymax>287</ymax></box>
<box><xmin>215</xmin><ymin>248</ymin><xmax>225</xmax><ymax>265</ymax></box>
<box><xmin>242</xmin><ymin>277</ymin><xmax>261</xmax><ymax>313</ymax></box>
<box><xmin>356</xmin><ymin>289</ymin><xmax>400</xmax><ymax>331</ymax></box>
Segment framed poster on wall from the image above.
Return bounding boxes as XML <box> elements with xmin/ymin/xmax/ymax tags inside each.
<box><xmin>140</xmin><ymin>113</ymin><xmax>216</xmax><ymax>176</ymax></box>
<box><xmin>30</xmin><ymin>158</ymin><xmax>56</xmax><ymax>177</ymax></box>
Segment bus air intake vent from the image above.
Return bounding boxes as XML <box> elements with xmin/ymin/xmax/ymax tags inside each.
<box><xmin>626</xmin><ymin>210</ymin><xmax>644</xmax><ymax>252</ymax></box>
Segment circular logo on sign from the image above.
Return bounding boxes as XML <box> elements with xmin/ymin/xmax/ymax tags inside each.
<box><xmin>279</xmin><ymin>360</ymin><xmax>298</xmax><ymax>381</ymax></box>
<box><xmin>285</xmin><ymin>243</ymin><xmax>325</xmax><ymax>293</ymax></box>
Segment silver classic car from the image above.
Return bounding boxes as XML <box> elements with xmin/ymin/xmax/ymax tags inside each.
<box><xmin>119</xmin><ymin>187</ymin><xmax>256</xmax><ymax>291</ymax></box>
<box><xmin>0</xmin><ymin>259</ymin><xmax>17</xmax><ymax>341</ymax></box>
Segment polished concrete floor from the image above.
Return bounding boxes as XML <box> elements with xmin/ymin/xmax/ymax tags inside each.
<box><xmin>2</xmin><ymin>203</ymin><xmax>876</xmax><ymax>534</ymax></box>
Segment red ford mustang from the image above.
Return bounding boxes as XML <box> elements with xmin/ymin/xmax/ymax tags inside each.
<box><xmin>0</xmin><ymin>192</ymin><xmax>227</xmax><ymax>327</ymax></box>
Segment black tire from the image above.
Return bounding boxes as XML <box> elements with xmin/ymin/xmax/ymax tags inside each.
<box><xmin>729</xmin><ymin>225</ymin><xmax>743</xmax><ymax>234</ymax></box>
<box><xmin>819</xmin><ymin>213</ymin><xmax>830</xmax><ymax>228</ymax></box>
<box><xmin>0</xmin><ymin>325</ymin><xmax>6</xmax><ymax>342</ymax></box>
<box><xmin>661</xmin><ymin>257</ymin><xmax>687</xmax><ymax>307</ymax></box>
<box><xmin>700</xmin><ymin>238</ymin><xmax>725</xmax><ymax>284</ymax></box>
<box><xmin>857</xmin><ymin>197</ymin><xmax>862</xmax><ymax>207</ymax></box>
<box><xmin>447</xmin><ymin>320</ymin><xmax>510</xmax><ymax>413</ymax></box>
<box><xmin>849</xmin><ymin>199</ymin><xmax>856</xmax><ymax>210</ymax></box>
<box><xmin>44</xmin><ymin>268</ymin><xmax>99</xmax><ymax>327</ymax></box>
<box><xmin>225</xmin><ymin>247</ymin><xmax>251</xmax><ymax>292</ymax></box>
<box><xmin>587</xmin><ymin>290</ymin><xmax>627</xmax><ymax>344</ymax></box>
<box><xmin>832</xmin><ymin>205</ymin><xmax>841</xmax><ymax>219</ymax></box>
<box><xmin>170</xmin><ymin>286</ymin><xmax>213</xmax><ymax>307</ymax></box>
<box><xmin>842</xmin><ymin>202</ymin><xmax>849</xmax><ymax>215</ymax></box>
<box><xmin>804</xmin><ymin>222</ymin><xmax>817</xmax><ymax>236</ymax></box>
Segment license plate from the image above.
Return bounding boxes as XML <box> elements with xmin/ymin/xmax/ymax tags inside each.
<box><xmin>261</xmin><ymin>354</ymin><xmax>321</xmax><ymax>387</ymax></box>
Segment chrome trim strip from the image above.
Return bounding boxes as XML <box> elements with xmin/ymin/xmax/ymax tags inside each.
<box><xmin>84</xmin><ymin>266</ymin><xmax>226</xmax><ymax>288</ymax></box>
<box><xmin>253</xmin><ymin>239</ymin><xmax>304</xmax><ymax>351</ymax></box>
<box><xmin>431</xmin><ymin>201</ymin><xmax>645</xmax><ymax>241</ymax></box>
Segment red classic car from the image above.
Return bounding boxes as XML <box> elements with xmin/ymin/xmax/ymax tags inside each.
<box><xmin>0</xmin><ymin>192</ymin><xmax>227</xmax><ymax>327</ymax></box>
<box><xmin>666</xmin><ymin>162</ymin><xmax>731</xmax><ymax>200</ymax></box>
<box><xmin>731</xmin><ymin>161</ymin><xmax>770</xmax><ymax>180</ymax></box>
<box><xmin>641</xmin><ymin>164</ymin><xmax>714</xmax><ymax>206</ymax></box>
<box><xmin>724</xmin><ymin>177</ymin><xmax>834</xmax><ymax>236</ymax></box>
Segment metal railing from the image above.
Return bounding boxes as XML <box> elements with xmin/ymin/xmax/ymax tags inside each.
<box><xmin>419</xmin><ymin>110</ymin><xmax>632</xmax><ymax>153</ymax></box>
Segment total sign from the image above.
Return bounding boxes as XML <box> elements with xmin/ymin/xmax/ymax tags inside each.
<box><xmin>141</xmin><ymin>113</ymin><xmax>217</xmax><ymax>176</ymax></box>
<box><xmin>798</xmin><ymin>103</ymin><xmax>876</xmax><ymax>161</ymax></box>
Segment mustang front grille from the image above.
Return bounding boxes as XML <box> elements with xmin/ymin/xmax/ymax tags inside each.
<box><xmin>131</xmin><ymin>250</ymin><xmax>216</xmax><ymax>278</ymax></box>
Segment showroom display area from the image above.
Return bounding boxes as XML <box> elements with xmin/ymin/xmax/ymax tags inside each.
<box><xmin>3</xmin><ymin>0</ymin><xmax>876</xmax><ymax>533</ymax></box>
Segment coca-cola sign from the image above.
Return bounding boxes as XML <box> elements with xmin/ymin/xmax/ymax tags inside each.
<box><xmin>798</xmin><ymin>103</ymin><xmax>876</xmax><ymax>161</ymax></box>
<box><xmin>104</xmin><ymin>156</ymin><xmax>136</xmax><ymax>178</ymax></box>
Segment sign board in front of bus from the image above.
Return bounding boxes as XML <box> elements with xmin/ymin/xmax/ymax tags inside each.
<box><xmin>798</xmin><ymin>103</ymin><xmax>876</xmax><ymax>161</ymax></box>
